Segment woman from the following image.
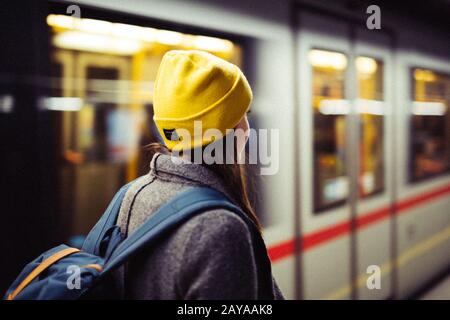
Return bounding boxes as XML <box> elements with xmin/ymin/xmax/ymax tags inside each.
<box><xmin>114</xmin><ymin>50</ymin><xmax>284</xmax><ymax>299</ymax></box>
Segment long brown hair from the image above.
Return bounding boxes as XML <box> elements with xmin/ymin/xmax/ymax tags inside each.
<box><xmin>144</xmin><ymin>140</ymin><xmax>262</xmax><ymax>232</ymax></box>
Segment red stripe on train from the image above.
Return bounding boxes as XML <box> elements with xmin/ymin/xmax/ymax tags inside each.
<box><xmin>267</xmin><ymin>183</ymin><xmax>450</xmax><ymax>262</ymax></box>
<box><xmin>267</xmin><ymin>239</ymin><xmax>296</xmax><ymax>262</ymax></box>
<box><xmin>395</xmin><ymin>183</ymin><xmax>450</xmax><ymax>214</ymax></box>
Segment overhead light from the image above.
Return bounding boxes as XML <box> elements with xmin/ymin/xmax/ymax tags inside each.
<box><xmin>48</xmin><ymin>15</ymin><xmax>157</xmax><ymax>43</ymax></box>
<box><xmin>412</xmin><ymin>101</ymin><xmax>446</xmax><ymax>116</ymax></box>
<box><xmin>192</xmin><ymin>36</ymin><xmax>234</xmax><ymax>53</ymax></box>
<box><xmin>53</xmin><ymin>31</ymin><xmax>142</xmax><ymax>55</ymax></box>
<box><xmin>48</xmin><ymin>15</ymin><xmax>112</xmax><ymax>35</ymax></box>
<box><xmin>309</xmin><ymin>50</ymin><xmax>347</xmax><ymax>70</ymax></box>
<box><xmin>319</xmin><ymin>99</ymin><xmax>350</xmax><ymax>115</ymax></box>
<box><xmin>40</xmin><ymin>97</ymin><xmax>83</xmax><ymax>111</ymax></box>
<box><xmin>47</xmin><ymin>14</ymin><xmax>235</xmax><ymax>53</ymax></box>
<box><xmin>356</xmin><ymin>57</ymin><xmax>378</xmax><ymax>74</ymax></box>
<box><xmin>156</xmin><ymin>30</ymin><xmax>184</xmax><ymax>46</ymax></box>
<box><xmin>0</xmin><ymin>95</ymin><xmax>14</xmax><ymax>114</ymax></box>
<box><xmin>112</xmin><ymin>23</ymin><xmax>157</xmax><ymax>42</ymax></box>
<box><xmin>47</xmin><ymin>14</ymin><xmax>75</xmax><ymax>29</ymax></box>
<box><xmin>76</xmin><ymin>18</ymin><xmax>112</xmax><ymax>35</ymax></box>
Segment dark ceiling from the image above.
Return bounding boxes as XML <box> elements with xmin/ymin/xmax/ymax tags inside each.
<box><xmin>338</xmin><ymin>0</ymin><xmax>450</xmax><ymax>31</ymax></box>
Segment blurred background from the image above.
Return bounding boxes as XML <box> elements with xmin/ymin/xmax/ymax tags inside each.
<box><xmin>0</xmin><ymin>0</ymin><xmax>449</xmax><ymax>299</ymax></box>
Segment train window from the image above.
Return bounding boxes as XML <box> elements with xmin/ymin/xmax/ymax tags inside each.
<box><xmin>46</xmin><ymin>14</ymin><xmax>243</xmax><ymax>237</ymax></box>
<box><xmin>309</xmin><ymin>49</ymin><xmax>349</xmax><ymax>212</ymax></box>
<box><xmin>356</xmin><ymin>57</ymin><xmax>385</xmax><ymax>197</ymax></box>
<box><xmin>410</xmin><ymin>68</ymin><xmax>450</xmax><ymax>182</ymax></box>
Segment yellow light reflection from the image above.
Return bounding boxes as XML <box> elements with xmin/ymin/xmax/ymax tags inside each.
<box><xmin>309</xmin><ymin>49</ymin><xmax>347</xmax><ymax>70</ymax></box>
<box><xmin>414</xmin><ymin>69</ymin><xmax>436</xmax><ymax>82</ymax></box>
<box><xmin>356</xmin><ymin>57</ymin><xmax>377</xmax><ymax>74</ymax></box>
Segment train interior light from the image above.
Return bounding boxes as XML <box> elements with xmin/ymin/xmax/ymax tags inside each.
<box><xmin>53</xmin><ymin>31</ymin><xmax>143</xmax><ymax>55</ymax></box>
<box><xmin>356</xmin><ymin>56</ymin><xmax>378</xmax><ymax>75</ymax></box>
<box><xmin>308</xmin><ymin>49</ymin><xmax>348</xmax><ymax>70</ymax></box>
<box><xmin>39</xmin><ymin>97</ymin><xmax>83</xmax><ymax>112</ymax></box>
<box><xmin>47</xmin><ymin>14</ymin><xmax>234</xmax><ymax>56</ymax></box>
<box><xmin>412</xmin><ymin>101</ymin><xmax>447</xmax><ymax>116</ymax></box>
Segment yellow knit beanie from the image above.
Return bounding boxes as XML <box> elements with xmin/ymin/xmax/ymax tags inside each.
<box><xmin>153</xmin><ymin>50</ymin><xmax>252</xmax><ymax>151</ymax></box>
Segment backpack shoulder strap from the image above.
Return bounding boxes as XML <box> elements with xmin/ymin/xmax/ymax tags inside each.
<box><xmin>102</xmin><ymin>186</ymin><xmax>246</xmax><ymax>273</ymax></box>
<box><xmin>82</xmin><ymin>181</ymin><xmax>134</xmax><ymax>254</ymax></box>
<box><xmin>102</xmin><ymin>186</ymin><xmax>275</xmax><ymax>299</ymax></box>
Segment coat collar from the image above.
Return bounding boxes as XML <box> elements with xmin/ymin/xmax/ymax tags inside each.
<box><xmin>149</xmin><ymin>152</ymin><xmax>235</xmax><ymax>203</ymax></box>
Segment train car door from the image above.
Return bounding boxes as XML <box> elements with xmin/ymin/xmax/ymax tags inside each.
<box><xmin>297</xmin><ymin>12</ymin><xmax>353</xmax><ymax>299</ymax></box>
<box><xmin>296</xmin><ymin>11</ymin><xmax>394</xmax><ymax>299</ymax></box>
<box><xmin>353</xmin><ymin>27</ymin><xmax>394</xmax><ymax>300</ymax></box>
<box><xmin>51</xmin><ymin>49</ymin><xmax>132</xmax><ymax>239</ymax></box>
<box><xmin>394</xmin><ymin>52</ymin><xmax>450</xmax><ymax>298</ymax></box>
<box><xmin>71</xmin><ymin>53</ymin><xmax>131</xmax><ymax>236</ymax></box>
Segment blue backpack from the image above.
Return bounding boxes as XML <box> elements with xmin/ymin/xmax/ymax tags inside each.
<box><xmin>4</xmin><ymin>183</ymin><xmax>273</xmax><ymax>300</ymax></box>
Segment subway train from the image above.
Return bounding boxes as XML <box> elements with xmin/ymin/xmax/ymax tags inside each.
<box><xmin>0</xmin><ymin>0</ymin><xmax>449</xmax><ymax>299</ymax></box>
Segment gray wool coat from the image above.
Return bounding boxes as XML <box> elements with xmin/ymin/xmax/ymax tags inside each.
<box><xmin>113</xmin><ymin>152</ymin><xmax>284</xmax><ymax>300</ymax></box>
